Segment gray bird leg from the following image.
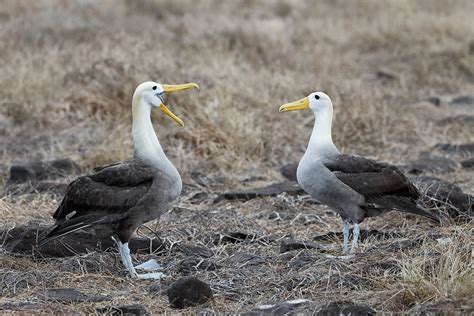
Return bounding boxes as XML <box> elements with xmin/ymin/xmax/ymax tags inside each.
<box><xmin>350</xmin><ymin>223</ymin><xmax>360</xmax><ymax>254</ymax></box>
<box><xmin>342</xmin><ymin>221</ymin><xmax>350</xmax><ymax>255</ymax></box>
<box><xmin>134</xmin><ymin>259</ymin><xmax>162</xmax><ymax>271</ymax></box>
<box><xmin>115</xmin><ymin>239</ymin><xmax>165</xmax><ymax>279</ymax></box>
<box><xmin>116</xmin><ymin>240</ymin><xmax>138</xmax><ymax>277</ymax></box>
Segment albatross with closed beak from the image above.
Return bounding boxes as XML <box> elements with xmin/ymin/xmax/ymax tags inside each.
<box><xmin>40</xmin><ymin>81</ymin><xmax>199</xmax><ymax>278</ymax></box>
<box><xmin>279</xmin><ymin>92</ymin><xmax>438</xmax><ymax>255</ymax></box>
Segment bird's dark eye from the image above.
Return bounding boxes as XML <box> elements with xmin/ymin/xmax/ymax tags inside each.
<box><xmin>152</xmin><ymin>86</ymin><xmax>157</xmax><ymax>90</ymax></box>
<box><xmin>315</xmin><ymin>95</ymin><xmax>320</xmax><ymax>100</ymax></box>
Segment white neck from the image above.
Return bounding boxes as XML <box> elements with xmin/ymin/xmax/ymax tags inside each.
<box><xmin>131</xmin><ymin>97</ymin><xmax>171</xmax><ymax>168</ymax></box>
<box><xmin>305</xmin><ymin>107</ymin><xmax>339</xmax><ymax>157</ymax></box>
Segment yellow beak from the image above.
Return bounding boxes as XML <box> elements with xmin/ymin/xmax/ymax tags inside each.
<box><xmin>159</xmin><ymin>82</ymin><xmax>199</xmax><ymax>126</ymax></box>
<box><xmin>160</xmin><ymin>104</ymin><xmax>184</xmax><ymax>127</ymax></box>
<box><xmin>279</xmin><ymin>97</ymin><xmax>309</xmax><ymax>113</ymax></box>
<box><xmin>162</xmin><ymin>83</ymin><xmax>200</xmax><ymax>93</ymax></box>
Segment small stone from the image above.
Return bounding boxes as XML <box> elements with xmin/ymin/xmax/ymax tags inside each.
<box><xmin>450</xmin><ymin>95</ymin><xmax>474</xmax><ymax>105</ymax></box>
<box><xmin>376</xmin><ymin>68</ymin><xmax>399</xmax><ymax>81</ymax></box>
<box><xmin>461</xmin><ymin>157</ymin><xmax>474</xmax><ymax>169</ymax></box>
<box><xmin>217</xmin><ymin>181</ymin><xmax>303</xmax><ymax>202</ymax></box>
<box><xmin>280</xmin><ymin>238</ymin><xmax>321</xmax><ymax>253</ymax></box>
<box><xmin>212</xmin><ymin>232</ymin><xmax>258</xmax><ymax>245</ymax></box>
<box><xmin>8</xmin><ymin>158</ymin><xmax>80</xmax><ymax>183</ymax></box>
<box><xmin>433</xmin><ymin>143</ymin><xmax>474</xmax><ymax>156</ymax></box>
<box><xmin>406</xmin><ymin>156</ymin><xmax>459</xmax><ymax>174</ymax></box>
<box><xmin>8</xmin><ymin>165</ymin><xmax>35</xmax><ymax>183</ymax></box>
<box><xmin>425</xmin><ymin>96</ymin><xmax>441</xmax><ymax>106</ymax></box>
<box><xmin>318</xmin><ymin>301</ymin><xmax>376</xmax><ymax>315</ymax></box>
<box><xmin>167</xmin><ymin>276</ymin><xmax>213</xmax><ymax>309</ymax></box>
<box><xmin>280</xmin><ymin>163</ymin><xmax>298</xmax><ymax>181</ymax></box>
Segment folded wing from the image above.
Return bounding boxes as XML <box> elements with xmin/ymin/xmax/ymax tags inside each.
<box><xmin>41</xmin><ymin>160</ymin><xmax>155</xmax><ymax>243</ymax></box>
<box><xmin>325</xmin><ymin>154</ymin><xmax>437</xmax><ymax>221</ymax></box>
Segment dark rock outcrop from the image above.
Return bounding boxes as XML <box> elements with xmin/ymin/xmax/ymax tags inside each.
<box><xmin>461</xmin><ymin>157</ymin><xmax>474</xmax><ymax>169</ymax></box>
<box><xmin>433</xmin><ymin>143</ymin><xmax>474</xmax><ymax>157</ymax></box>
<box><xmin>34</xmin><ymin>288</ymin><xmax>111</xmax><ymax>303</ymax></box>
<box><xmin>8</xmin><ymin>158</ymin><xmax>80</xmax><ymax>183</ymax></box>
<box><xmin>405</xmin><ymin>156</ymin><xmax>459</xmax><ymax>174</ymax></box>
<box><xmin>280</xmin><ymin>238</ymin><xmax>323</xmax><ymax>253</ymax></box>
<box><xmin>1</xmin><ymin>224</ymin><xmax>166</xmax><ymax>257</ymax></box>
<box><xmin>280</xmin><ymin>163</ymin><xmax>298</xmax><ymax>181</ymax></box>
<box><xmin>411</xmin><ymin>176</ymin><xmax>473</xmax><ymax>218</ymax></box>
<box><xmin>167</xmin><ymin>276</ymin><xmax>213</xmax><ymax>309</ymax></box>
<box><xmin>216</xmin><ymin>181</ymin><xmax>303</xmax><ymax>202</ymax></box>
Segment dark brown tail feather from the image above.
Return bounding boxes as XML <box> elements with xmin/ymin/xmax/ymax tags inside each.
<box><xmin>38</xmin><ymin>214</ymin><xmax>106</xmax><ymax>246</ymax></box>
<box><xmin>386</xmin><ymin>196</ymin><xmax>440</xmax><ymax>222</ymax></box>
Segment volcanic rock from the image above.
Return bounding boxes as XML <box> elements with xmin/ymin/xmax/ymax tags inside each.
<box><xmin>167</xmin><ymin>276</ymin><xmax>213</xmax><ymax>309</ymax></box>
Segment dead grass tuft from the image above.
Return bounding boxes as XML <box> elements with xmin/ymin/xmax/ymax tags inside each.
<box><xmin>397</xmin><ymin>226</ymin><xmax>473</xmax><ymax>307</ymax></box>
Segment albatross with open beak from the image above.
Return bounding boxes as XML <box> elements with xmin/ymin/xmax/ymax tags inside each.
<box><xmin>279</xmin><ymin>92</ymin><xmax>438</xmax><ymax>255</ymax></box>
<box><xmin>40</xmin><ymin>81</ymin><xmax>199</xmax><ymax>279</ymax></box>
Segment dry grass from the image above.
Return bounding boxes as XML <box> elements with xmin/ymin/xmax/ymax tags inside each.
<box><xmin>1</xmin><ymin>0</ymin><xmax>473</xmax><ymax>179</ymax></box>
<box><xmin>0</xmin><ymin>0</ymin><xmax>473</xmax><ymax>314</ymax></box>
<box><xmin>393</xmin><ymin>226</ymin><xmax>473</xmax><ymax>310</ymax></box>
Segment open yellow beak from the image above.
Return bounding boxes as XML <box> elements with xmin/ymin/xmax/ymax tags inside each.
<box><xmin>162</xmin><ymin>83</ymin><xmax>200</xmax><ymax>93</ymax></box>
<box><xmin>160</xmin><ymin>104</ymin><xmax>184</xmax><ymax>127</ymax></box>
<box><xmin>159</xmin><ymin>82</ymin><xmax>199</xmax><ymax>126</ymax></box>
<box><xmin>279</xmin><ymin>97</ymin><xmax>309</xmax><ymax>113</ymax></box>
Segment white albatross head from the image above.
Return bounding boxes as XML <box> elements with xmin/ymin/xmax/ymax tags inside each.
<box><xmin>278</xmin><ymin>91</ymin><xmax>337</xmax><ymax>152</ymax></box>
<box><xmin>279</xmin><ymin>92</ymin><xmax>333</xmax><ymax>114</ymax></box>
<box><xmin>133</xmin><ymin>81</ymin><xmax>199</xmax><ymax>126</ymax></box>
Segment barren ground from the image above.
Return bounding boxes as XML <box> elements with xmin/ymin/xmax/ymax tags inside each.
<box><xmin>1</xmin><ymin>0</ymin><xmax>473</xmax><ymax>314</ymax></box>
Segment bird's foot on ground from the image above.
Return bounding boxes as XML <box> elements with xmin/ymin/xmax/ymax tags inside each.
<box><xmin>325</xmin><ymin>254</ymin><xmax>355</xmax><ymax>260</ymax></box>
<box><xmin>135</xmin><ymin>272</ymin><xmax>166</xmax><ymax>280</ymax></box>
<box><xmin>134</xmin><ymin>259</ymin><xmax>162</xmax><ymax>271</ymax></box>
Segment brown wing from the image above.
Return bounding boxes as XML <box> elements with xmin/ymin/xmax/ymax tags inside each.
<box><xmin>325</xmin><ymin>154</ymin><xmax>389</xmax><ymax>173</ymax></box>
<box><xmin>53</xmin><ymin>160</ymin><xmax>154</xmax><ymax>221</ymax></box>
<box><xmin>332</xmin><ymin>166</ymin><xmax>419</xmax><ymax>200</ymax></box>
<box><xmin>40</xmin><ymin>160</ymin><xmax>155</xmax><ymax>244</ymax></box>
<box><xmin>325</xmin><ymin>154</ymin><xmax>419</xmax><ymax>199</ymax></box>
<box><xmin>89</xmin><ymin>160</ymin><xmax>154</xmax><ymax>187</ymax></box>
<box><xmin>325</xmin><ymin>155</ymin><xmax>438</xmax><ymax>220</ymax></box>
